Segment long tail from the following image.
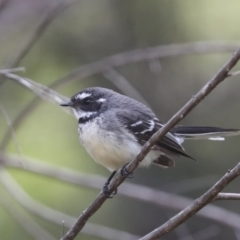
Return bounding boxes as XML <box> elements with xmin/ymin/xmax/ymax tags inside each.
<box><xmin>172</xmin><ymin>126</ymin><xmax>240</xmax><ymax>141</ymax></box>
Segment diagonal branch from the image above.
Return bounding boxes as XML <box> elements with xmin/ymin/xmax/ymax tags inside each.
<box><xmin>140</xmin><ymin>163</ymin><xmax>240</xmax><ymax>240</ymax></box>
<box><xmin>0</xmin><ymin>169</ymin><xmax>139</xmax><ymax>240</ymax></box>
<box><xmin>1</xmin><ymin>154</ymin><xmax>240</xmax><ymax>230</ymax></box>
<box><xmin>60</xmin><ymin>47</ymin><xmax>240</xmax><ymax>240</ymax></box>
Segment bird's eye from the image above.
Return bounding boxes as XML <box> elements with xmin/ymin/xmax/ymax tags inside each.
<box><xmin>83</xmin><ymin>98</ymin><xmax>91</xmax><ymax>105</ymax></box>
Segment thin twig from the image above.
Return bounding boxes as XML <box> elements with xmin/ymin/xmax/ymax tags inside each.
<box><xmin>61</xmin><ymin>48</ymin><xmax>240</xmax><ymax>240</ymax></box>
<box><xmin>214</xmin><ymin>192</ymin><xmax>240</xmax><ymax>201</ymax></box>
<box><xmin>0</xmin><ymin>169</ymin><xmax>139</xmax><ymax>240</ymax></box>
<box><xmin>0</xmin><ymin>41</ymin><xmax>239</xmax><ymax>150</ymax></box>
<box><xmin>227</xmin><ymin>70</ymin><xmax>240</xmax><ymax>77</ymax></box>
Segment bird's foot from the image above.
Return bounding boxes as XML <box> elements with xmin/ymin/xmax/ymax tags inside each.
<box><xmin>120</xmin><ymin>163</ymin><xmax>134</xmax><ymax>178</ymax></box>
<box><xmin>102</xmin><ymin>171</ymin><xmax>117</xmax><ymax>198</ymax></box>
<box><xmin>103</xmin><ymin>182</ymin><xmax>117</xmax><ymax>198</ymax></box>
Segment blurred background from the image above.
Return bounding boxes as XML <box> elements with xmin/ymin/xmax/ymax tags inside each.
<box><xmin>0</xmin><ymin>0</ymin><xmax>240</xmax><ymax>239</ymax></box>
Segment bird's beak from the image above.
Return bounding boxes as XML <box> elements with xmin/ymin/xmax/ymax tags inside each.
<box><xmin>60</xmin><ymin>102</ymin><xmax>71</xmax><ymax>107</ymax></box>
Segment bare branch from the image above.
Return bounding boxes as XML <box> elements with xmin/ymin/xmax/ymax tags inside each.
<box><xmin>214</xmin><ymin>192</ymin><xmax>240</xmax><ymax>201</ymax></box>
<box><xmin>0</xmin><ymin>169</ymin><xmax>139</xmax><ymax>240</ymax></box>
<box><xmin>61</xmin><ymin>47</ymin><xmax>240</xmax><ymax>240</ymax></box>
<box><xmin>0</xmin><ymin>41</ymin><xmax>239</xmax><ymax>151</ymax></box>
<box><xmin>2</xmin><ymin>154</ymin><xmax>240</xmax><ymax>231</ymax></box>
<box><xmin>140</xmin><ymin>163</ymin><xmax>240</xmax><ymax>240</ymax></box>
<box><xmin>227</xmin><ymin>70</ymin><xmax>240</xmax><ymax>77</ymax></box>
<box><xmin>165</xmin><ymin>213</ymin><xmax>193</xmax><ymax>240</ymax></box>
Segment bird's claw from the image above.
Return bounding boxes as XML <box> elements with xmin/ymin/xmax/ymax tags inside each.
<box><xmin>120</xmin><ymin>163</ymin><xmax>134</xmax><ymax>178</ymax></box>
<box><xmin>103</xmin><ymin>182</ymin><xmax>117</xmax><ymax>198</ymax></box>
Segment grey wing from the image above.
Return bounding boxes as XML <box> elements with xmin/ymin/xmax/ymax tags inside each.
<box><xmin>116</xmin><ymin>110</ymin><xmax>193</xmax><ymax>159</ymax></box>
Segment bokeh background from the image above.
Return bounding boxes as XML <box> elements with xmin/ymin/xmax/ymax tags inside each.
<box><xmin>0</xmin><ymin>0</ymin><xmax>240</xmax><ymax>239</ymax></box>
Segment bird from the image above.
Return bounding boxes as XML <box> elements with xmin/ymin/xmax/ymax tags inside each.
<box><xmin>60</xmin><ymin>87</ymin><xmax>240</xmax><ymax>197</ymax></box>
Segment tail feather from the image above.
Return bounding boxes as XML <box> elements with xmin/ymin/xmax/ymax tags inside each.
<box><xmin>172</xmin><ymin>126</ymin><xmax>240</xmax><ymax>141</ymax></box>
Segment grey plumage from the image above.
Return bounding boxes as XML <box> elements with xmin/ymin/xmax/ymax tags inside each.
<box><xmin>61</xmin><ymin>87</ymin><xmax>240</xmax><ymax>171</ymax></box>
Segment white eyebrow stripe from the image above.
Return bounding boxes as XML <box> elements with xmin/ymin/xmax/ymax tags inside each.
<box><xmin>77</xmin><ymin>92</ymin><xmax>91</xmax><ymax>99</ymax></box>
<box><xmin>97</xmin><ymin>98</ymin><xmax>106</xmax><ymax>102</ymax></box>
